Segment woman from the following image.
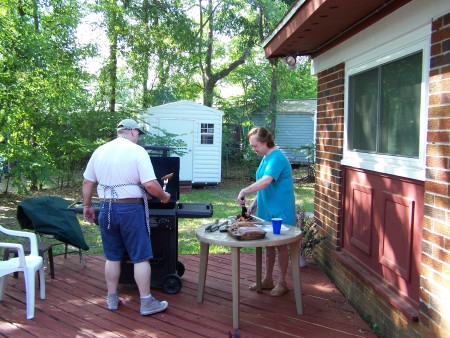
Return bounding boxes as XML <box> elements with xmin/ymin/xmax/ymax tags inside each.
<box><xmin>237</xmin><ymin>127</ymin><xmax>296</xmax><ymax>296</ymax></box>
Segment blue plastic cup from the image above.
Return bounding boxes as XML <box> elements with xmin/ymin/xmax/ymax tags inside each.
<box><xmin>272</xmin><ymin>218</ymin><xmax>282</xmax><ymax>235</ymax></box>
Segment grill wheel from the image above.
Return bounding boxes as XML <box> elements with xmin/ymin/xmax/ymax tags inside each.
<box><xmin>162</xmin><ymin>273</ymin><xmax>182</xmax><ymax>294</ymax></box>
<box><xmin>177</xmin><ymin>261</ymin><xmax>185</xmax><ymax>277</ymax></box>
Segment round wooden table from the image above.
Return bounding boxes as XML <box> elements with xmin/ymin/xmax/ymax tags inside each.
<box><xmin>195</xmin><ymin>221</ymin><xmax>303</xmax><ymax>329</ymax></box>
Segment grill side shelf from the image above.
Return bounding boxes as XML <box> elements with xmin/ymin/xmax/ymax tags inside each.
<box><xmin>176</xmin><ymin>203</ymin><xmax>213</xmax><ymax>218</ymax></box>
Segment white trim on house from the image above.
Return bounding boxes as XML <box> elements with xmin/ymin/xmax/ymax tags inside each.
<box><xmin>311</xmin><ymin>0</ymin><xmax>448</xmax><ymax>74</ymax></box>
<box><xmin>342</xmin><ymin>35</ymin><xmax>430</xmax><ymax>181</ymax></box>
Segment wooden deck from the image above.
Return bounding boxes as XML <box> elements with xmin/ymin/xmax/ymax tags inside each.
<box><xmin>0</xmin><ymin>253</ymin><xmax>377</xmax><ymax>337</ymax></box>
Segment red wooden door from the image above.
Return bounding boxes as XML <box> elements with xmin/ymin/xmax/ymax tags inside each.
<box><xmin>343</xmin><ymin>166</ymin><xmax>423</xmax><ymax>308</ymax></box>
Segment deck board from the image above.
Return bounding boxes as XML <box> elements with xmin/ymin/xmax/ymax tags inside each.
<box><xmin>0</xmin><ymin>253</ymin><xmax>376</xmax><ymax>337</ymax></box>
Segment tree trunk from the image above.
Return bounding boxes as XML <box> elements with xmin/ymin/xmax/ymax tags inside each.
<box><xmin>203</xmin><ymin>80</ymin><xmax>215</xmax><ymax>107</ymax></box>
<box><xmin>201</xmin><ymin>0</ymin><xmax>254</xmax><ymax>107</ymax></box>
<box><xmin>107</xmin><ymin>0</ymin><xmax>119</xmax><ymax>114</ymax></box>
<box><xmin>108</xmin><ymin>32</ymin><xmax>118</xmax><ymax>114</ymax></box>
<box><xmin>141</xmin><ymin>0</ymin><xmax>150</xmax><ymax>109</ymax></box>
<box><xmin>268</xmin><ymin>59</ymin><xmax>279</xmax><ymax>132</ymax></box>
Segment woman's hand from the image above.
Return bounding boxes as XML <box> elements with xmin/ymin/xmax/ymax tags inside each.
<box><xmin>248</xmin><ymin>200</ymin><xmax>257</xmax><ymax>215</ymax></box>
<box><xmin>237</xmin><ymin>190</ymin><xmax>246</xmax><ymax>206</ymax></box>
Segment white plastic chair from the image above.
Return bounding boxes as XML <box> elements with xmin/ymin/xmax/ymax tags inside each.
<box><xmin>0</xmin><ymin>225</ymin><xmax>45</xmax><ymax>319</ymax></box>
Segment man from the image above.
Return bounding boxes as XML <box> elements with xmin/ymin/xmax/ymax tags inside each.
<box><xmin>82</xmin><ymin>118</ymin><xmax>171</xmax><ymax>315</ymax></box>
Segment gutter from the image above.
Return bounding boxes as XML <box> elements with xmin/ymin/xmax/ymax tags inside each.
<box><xmin>262</xmin><ymin>0</ymin><xmax>307</xmax><ymax>48</ymax></box>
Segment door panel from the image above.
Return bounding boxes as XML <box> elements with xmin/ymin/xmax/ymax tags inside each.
<box><xmin>380</xmin><ymin>192</ymin><xmax>414</xmax><ymax>282</ymax></box>
<box><xmin>349</xmin><ymin>183</ymin><xmax>373</xmax><ymax>255</ymax></box>
<box><xmin>343</xmin><ymin>167</ymin><xmax>423</xmax><ymax>307</ymax></box>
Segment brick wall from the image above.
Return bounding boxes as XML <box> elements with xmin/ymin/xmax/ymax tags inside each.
<box><xmin>313</xmin><ymin>12</ymin><xmax>450</xmax><ymax>337</ymax></box>
<box><xmin>314</xmin><ymin>63</ymin><xmax>344</xmax><ymax>251</ymax></box>
<box><xmin>420</xmin><ymin>12</ymin><xmax>450</xmax><ymax>337</ymax></box>
<box><xmin>314</xmin><ymin>61</ymin><xmax>426</xmax><ymax>336</ymax></box>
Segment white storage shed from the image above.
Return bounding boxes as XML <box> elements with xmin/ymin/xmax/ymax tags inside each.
<box><xmin>140</xmin><ymin>100</ymin><xmax>223</xmax><ymax>186</ymax></box>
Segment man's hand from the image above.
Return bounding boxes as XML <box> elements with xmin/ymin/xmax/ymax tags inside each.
<box><xmin>83</xmin><ymin>206</ymin><xmax>95</xmax><ymax>223</ymax></box>
<box><xmin>82</xmin><ymin>179</ymin><xmax>96</xmax><ymax>223</ymax></box>
<box><xmin>143</xmin><ymin>179</ymin><xmax>171</xmax><ymax>203</ymax></box>
<box><xmin>160</xmin><ymin>191</ymin><xmax>171</xmax><ymax>204</ymax></box>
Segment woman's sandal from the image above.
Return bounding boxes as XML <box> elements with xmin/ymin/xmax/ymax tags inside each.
<box><xmin>270</xmin><ymin>284</ymin><xmax>288</xmax><ymax>297</ymax></box>
<box><xmin>249</xmin><ymin>282</ymin><xmax>274</xmax><ymax>291</ymax></box>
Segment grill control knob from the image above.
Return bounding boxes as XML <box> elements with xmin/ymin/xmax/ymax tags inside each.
<box><xmin>158</xmin><ymin>217</ymin><xmax>173</xmax><ymax>229</ymax></box>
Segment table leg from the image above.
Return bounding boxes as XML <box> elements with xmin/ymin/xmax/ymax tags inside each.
<box><xmin>255</xmin><ymin>247</ymin><xmax>262</xmax><ymax>292</ymax></box>
<box><xmin>197</xmin><ymin>242</ymin><xmax>210</xmax><ymax>303</ymax></box>
<box><xmin>231</xmin><ymin>247</ymin><xmax>240</xmax><ymax>329</ymax></box>
<box><xmin>289</xmin><ymin>241</ymin><xmax>303</xmax><ymax>314</ymax></box>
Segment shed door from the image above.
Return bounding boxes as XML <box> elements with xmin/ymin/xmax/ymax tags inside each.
<box><xmin>158</xmin><ymin>119</ymin><xmax>194</xmax><ymax>182</ymax></box>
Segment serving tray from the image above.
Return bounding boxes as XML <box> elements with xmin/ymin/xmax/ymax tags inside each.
<box><xmin>227</xmin><ymin>225</ymin><xmax>266</xmax><ymax>241</ymax></box>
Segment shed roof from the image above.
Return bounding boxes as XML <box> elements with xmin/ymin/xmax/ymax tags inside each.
<box><xmin>277</xmin><ymin>99</ymin><xmax>316</xmax><ymax>114</ymax></box>
<box><xmin>146</xmin><ymin>100</ymin><xmax>223</xmax><ymax>116</ymax></box>
<box><xmin>253</xmin><ymin>99</ymin><xmax>316</xmax><ymax>117</ymax></box>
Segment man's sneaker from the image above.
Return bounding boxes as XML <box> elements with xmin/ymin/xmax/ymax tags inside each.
<box><xmin>140</xmin><ymin>296</ymin><xmax>168</xmax><ymax>316</ymax></box>
<box><xmin>107</xmin><ymin>293</ymin><xmax>119</xmax><ymax>311</ymax></box>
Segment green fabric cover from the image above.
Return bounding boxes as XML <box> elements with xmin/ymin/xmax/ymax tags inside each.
<box><xmin>17</xmin><ymin>196</ymin><xmax>89</xmax><ymax>251</ymax></box>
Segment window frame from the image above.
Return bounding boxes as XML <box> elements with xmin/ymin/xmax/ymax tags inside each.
<box><xmin>343</xmin><ymin>38</ymin><xmax>430</xmax><ymax>181</ymax></box>
<box><xmin>200</xmin><ymin>123</ymin><xmax>215</xmax><ymax>145</ymax></box>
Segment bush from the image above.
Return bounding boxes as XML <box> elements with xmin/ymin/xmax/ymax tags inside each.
<box><xmin>296</xmin><ymin>208</ymin><xmax>326</xmax><ymax>257</ymax></box>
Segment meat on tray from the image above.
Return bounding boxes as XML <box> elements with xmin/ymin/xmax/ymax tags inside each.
<box><xmin>228</xmin><ymin>222</ymin><xmax>266</xmax><ymax>240</ymax></box>
<box><xmin>234</xmin><ymin>214</ymin><xmax>260</xmax><ymax>222</ymax></box>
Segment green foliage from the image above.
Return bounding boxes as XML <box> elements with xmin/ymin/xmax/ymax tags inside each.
<box><xmin>0</xmin><ymin>0</ymin><xmax>318</xmax><ymax>193</ymax></box>
<box><xmin>138</xmin><ymin>126</ymin><xmax>187</xmax><ymax>157</ymax></box>
<box><xmin>294</xmin><ymin>143</ymin><xmax>316</xmax><ymax>182</ymax></box>
<box><xmin>0</xmin><ymin>0</ymin><xmax>97</xmax><ymax>192</ymax></box>
<box><xmin>0</xmin><ymin>176</ymin><xmax>315</xmax><ymax>256</ymax></box>
<box><xmin>296</xmin><ymin>208</ymin><xmax>326</xmax><ymax>257</ymax></box>
<box><xmin>178</xmin><ymin>181</ymin><xmax>315</xmax><ymax>255</ymax></box>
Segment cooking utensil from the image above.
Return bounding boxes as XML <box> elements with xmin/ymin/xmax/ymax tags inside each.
<box><xmin>205</xmin><ymin>220</ymin><xmax>219</xmax><ymax>233</ymax></box>
<box><xmin>241</xmin><ymin>206</ymin><xmax>247</xmax><ymax>218</ymax></box>
<box><xmin>212</xmin><ymin>220</ymin><xmax>228</xmax><ymax>232</ymax></box>
<box><xmin>240</xmin><ymin>197</ymin><xmax>247</xmax><ymax>218</ymax></box>
<box><xmin>219</xmin><ymin>221</ymin><xmax>230</xmax><ymax>232</ymax></box>
<box><xmin>161</xmin><ymin>173</ymin><xmax>174</xmax><ymax>191</ymax></box>
<box><xmin>205</xmin><ymin>220</ymin><xmax>228</xmax><ymax>233</ymax></box>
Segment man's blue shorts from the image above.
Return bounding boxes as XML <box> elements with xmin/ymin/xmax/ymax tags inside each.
<box><xmin>98</xmin><ymin>202</ymin><xmax>152</xmax><ymax>263</ymax></box>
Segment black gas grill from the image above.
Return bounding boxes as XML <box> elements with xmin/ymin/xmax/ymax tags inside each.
<box><xmin>70</xmin><ymin>145</ymin><xmax>213</xmax><ymax>294</ymax></box>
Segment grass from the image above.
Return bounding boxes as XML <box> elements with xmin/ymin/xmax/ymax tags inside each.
<box><xmin>0</xmin><ymin>176</ymin><xmax>314</xmax><ymax>256</ymax></box>
<box><xmin>177</xmin><ymin>178</ymin><xmax>314</xmax><ymax>254</ymax></box>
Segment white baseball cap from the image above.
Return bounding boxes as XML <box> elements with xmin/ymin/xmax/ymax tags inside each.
<box><xmin>117</xmin><ymin>119</ymin><xmax>145</xmax><ymax>135</ymax></box>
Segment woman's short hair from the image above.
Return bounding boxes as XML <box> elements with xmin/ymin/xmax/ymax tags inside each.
<box><xmin>248</xmin><ymin>127</ymin><xmax>275</xmax><ymax>148</ymax></box>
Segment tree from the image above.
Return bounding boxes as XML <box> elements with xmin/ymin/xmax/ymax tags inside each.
<box><xmin>217</xmin><ymin>0</ymin><xmax>317</xmax><ymax>164</ymax></box>
<box><xmin>124</xmin><ymin>0</ymin><xmax>197</xmax><ymax>108</ymax></box>
<box><xmin>193</xmin><ymin>0</ymin><xmax>258</xmax><ymax>107</ymax></box>
<box><xmin>0</xmin><ymin>0</ymin><xmax>317</xmax><ymax>193</ymax></box>
<box><xmin>0</xmin><ymin>0</ymin><xmax>94</xmax><ymax>191</ymax></box>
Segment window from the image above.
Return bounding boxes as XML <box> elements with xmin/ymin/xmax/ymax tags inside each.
<box><xmin>348</xmin><ymin>52</ymin><xmax>422</xmax><ymax>158</ymax></box>
<box><xmin>200</xmin><ymin>123</ymin><xmax>214</xmax><ymax>144</ymax></box>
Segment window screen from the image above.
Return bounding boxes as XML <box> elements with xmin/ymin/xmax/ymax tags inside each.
<box><xmin>201</xmin><ymin>123</ymin><xmax>214</xmax><ymax>144</ymax></box>
<box><xmin>348</xmin><ymin>52</ymin><xmax>422</xmax><ymax>158</ymax></box>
